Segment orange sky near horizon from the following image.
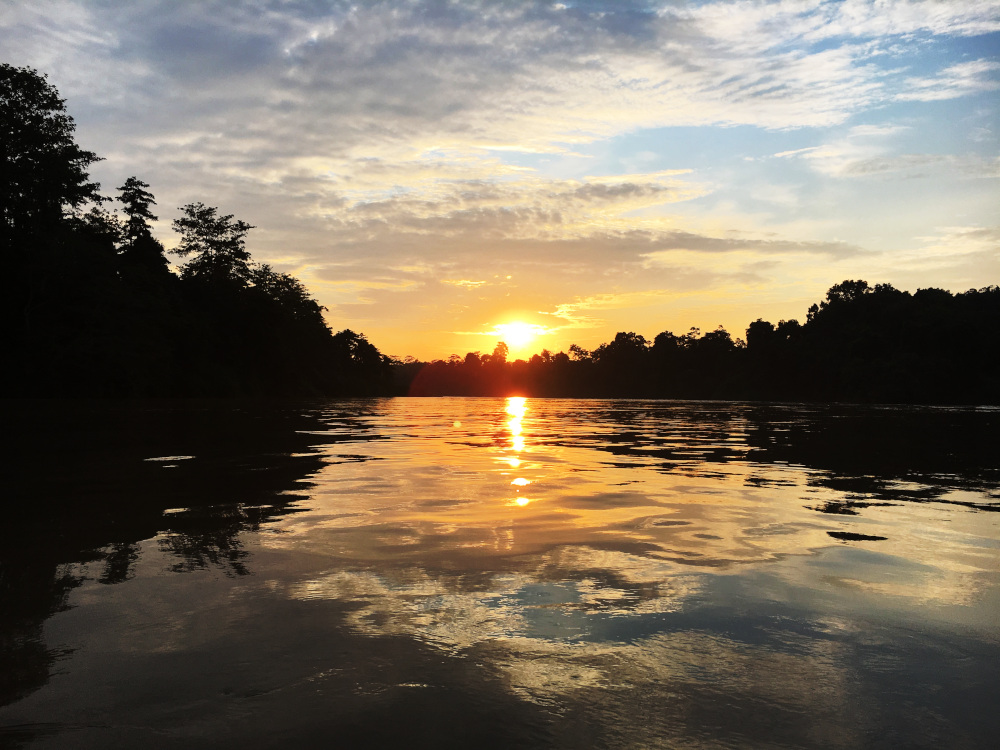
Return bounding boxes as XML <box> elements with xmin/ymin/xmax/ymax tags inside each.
<box><xmin>358</xmin><ymin>280</ymin><xmax>849</xmax><ymax>362</ymax></box>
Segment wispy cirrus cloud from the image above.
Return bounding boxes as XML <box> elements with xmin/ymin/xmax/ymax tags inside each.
<box><xmin>898</xmin><ymin>59</ymin><xmax>1000</xmax><ymax>101</ymax></box>
<box><xmin>540</xmin><ymin>291</ymin><xmax>673</xmax><ymax>332</ymax></box>
<box><xmin>441</xmin><ymin>279</ymin><xmax>487</xmax><ymax>289</ymax></box>
<box><xmin>776</xmin><ymin>123</ymin><xmax>1000</xmax><ymax>179</ymax></box>
<box><xmin>9</xmin><ymin>1</ymin><xmax>995</xmax><ymax>166</ymax></box>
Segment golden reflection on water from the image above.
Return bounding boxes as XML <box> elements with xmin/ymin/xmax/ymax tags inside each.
<box><xmin>506</xmin><ymin>396</ymin><xmax>527</xmax><ymax>453</ymax></box>
<box><xmin>274</xmin><ymin>398</ymin><xmax>998</xmax><ymax>591</ymax></box>
<box><xmin>506</xmin><ymin>396</ymin><xmax>527</xmax><ymax>423</ymax></box>
<box><xmin>266</xmin><ymin>397</ymin><xmax>1000</xmax><ymax>708</ymax></box>
<box><xmin>8</xmin><ymin>399</ymin><xmax>997</xmax><ymax>750</ymax></box>
<box><xmin>505</xmin><ymin>397</ymin><xmax>532</xmax><ymax>506</ymax></box>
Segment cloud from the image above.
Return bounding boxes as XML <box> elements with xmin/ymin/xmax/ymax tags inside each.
<box><xmin>639</xmin><ymin>232</ymin><xmax>863</xmax><ymax>258</ymax></box>
<box><xmin>776</xmin><ymin>123</ymin><xmax>1000</xmax><ymax>179</ymax></box>
<box><xmin>773</xmin><ymin>146</ymin><xmax>823</xmax><ymax>158</ymax></box>
<box><xmin>875</xmin><ymin>225</ymin><xmax>1000</xmax><ymax>292</ymax></box>
<box><xmin>323</xmin><ymin>172</ymin><xmax>699</xmax><ymax>242</ymax></box>
<box><xmin>914</xmin><ymin>225</ymin><xmax>1000</xmax><ymax>257</ymax></box>
<box><xmin>682</xmin><ymin>0</ymin><xmax>1000</xmax><ymax>48</ymax></box>
<box><xmin>4</xmin><ymin>0</ymin><xmax>998</xmax><ymax>358</ymax></box>
<box><xmin>842</xmin><ymin>153</ymin><xmax>1000</xmax><ymax>178</ymax></box>
<box><xmin>897</xmin><ymin>59</ymin><xmax>1000</xmax><ymax>101</ymax></box>
<box><xmin>442</xmin><ymin>279</ymin><xmax>487</xmax><ymax>289</ymax></box>
<box><xmin>540</xmin><ymin>291</ymin><xmax>673</xmax><ymax>331</ymax></box>
<box><xmin>13</xmin><ymin>1</ymin><xmax>998</xmax><ymax>168</ymax></box>
<box><xmin>9</xmin><ymin>2</ymin><xmax>996</xmax><ymax>218</ymax></box>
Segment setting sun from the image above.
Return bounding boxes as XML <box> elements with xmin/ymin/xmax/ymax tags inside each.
<box><xmin>494</xmin><ymin>321</ymin><xmax>544</xmax><ymax>352</ymax></box>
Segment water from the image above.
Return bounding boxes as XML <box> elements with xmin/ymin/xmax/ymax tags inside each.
<box><xmin>2</xmin><ymin>398</ymin><xmax>998</xmax><ymax>748</ymax></box>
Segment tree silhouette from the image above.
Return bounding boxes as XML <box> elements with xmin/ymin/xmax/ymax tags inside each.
<box><xmin>392</xmin><ymin>281</ymin><xmax>998</xmax><ymax>404</ymax></box>
<box><xmin>173</xmin><ymin>202</ymin><xmax>254</xmax><ymax>285</ymax></box>
<box><xmin>250</xmin><ymin>264</ymin><xmax>327</xmax><ymax>326</ymax></box>
<box><xmin>593</xmin><ymin>332</ymin><xmax>649</xmax><ymax>395</ymax></box>
<box><xmin>2</xmin><ymin>63</ymin><xmax>397</xmax><ymax>398</ymax></box>
<box><xmin>0</xmin><ymin>63</ymin><xmax>101</xmax><ymax>250</ymax></box>
<box><xmin>118</xmin><ymin>177</ymin><xmax>156</xmax><ymax>244</ymax></box>
<box><xmin>492</xmin><ymin>341</ymin><xmax>509</xmax><ymax>364</ymax></box>
<box><xmin>330</xmin><ymin>329</ymin><xmax>393</xmax><ymax>394</ymax></box>
<box><xmin>824</xmin><ymin>279</ymin><xmax>870</xmax><ymax>306</ymax></box>
<box><xmin>117</xmin><ymin>177</ymin><xmax>169</xmax><ymax>276</ymax></box>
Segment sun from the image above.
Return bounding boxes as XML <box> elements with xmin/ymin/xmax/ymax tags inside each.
<box><xmin>494</xmin><ymin>321</ymin><xmax>542</xmax><ymax>351</ymax></box>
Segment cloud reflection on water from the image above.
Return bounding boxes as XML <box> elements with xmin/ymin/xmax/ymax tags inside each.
<box><xmin>264</xmin><ymin>396</ymin><xmax>1000</xmax><ymax>718</ymax></box>
<box><xmin>4</xmin><ymin>398</ymin><xmax>999</xmax><ymax>748</ymax></box>
<box><xmin>270</xmin><ymin>399</ymin><xmax>998</xmax><ymax>592</ymax></box>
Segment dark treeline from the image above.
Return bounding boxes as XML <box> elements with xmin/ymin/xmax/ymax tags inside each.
<box><xmin>400</xmin><ymin>280</ymin><xmax>1000</xmax><ymax>404</ymax></box>
<box><xmin>5</xmin><ymin>64</ymin><xmax>997</xmax><ymax>403</ymax></box>
<box><xmin>2</xmin><ymin>63</ymin><xmax>392</xmax><ymax>397</ymax></box>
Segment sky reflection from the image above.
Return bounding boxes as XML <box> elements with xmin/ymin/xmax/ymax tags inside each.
<box><xmin>269</xmin><ymin>401</ymin><xmax>998</xmax><ymax>589</ymax></box>
<box><xmin>4</xmin><ymin>398</ymin><xmax>998</xmax><ymax>748</ymax></box>
<box><xmin>266</xmin><ymin>398</ymin><xmax>1000</xmax><ymax>661</ymax></box>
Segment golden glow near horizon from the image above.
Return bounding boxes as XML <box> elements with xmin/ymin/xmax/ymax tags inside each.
<box><xmin>492</xmin><ymin>322</ymin><xmax>548</xmax><ymax>356</ymax></box>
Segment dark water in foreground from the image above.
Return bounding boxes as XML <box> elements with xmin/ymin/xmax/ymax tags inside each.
<box><xmin>1</xmin><ymin>398</ymin><xmax>998</xmax><ymax>749</ymax></box>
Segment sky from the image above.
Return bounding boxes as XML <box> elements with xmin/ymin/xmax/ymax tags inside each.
<box><xmin>3</xmin><ymin>0</ymin><xmax>998</xmax><ymax>360</ymax></box>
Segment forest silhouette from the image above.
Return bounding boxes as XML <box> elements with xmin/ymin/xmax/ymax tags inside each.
<box><xmin>401</xmin><ymin>279</ymin><xmax>999</xmax><ymax>404</ymax></box>
<box><xmin>2</xmin><ymin>63</ymin><xmax>391</xmax><ymax>397</ymax></box>
<box><xmin>3</xmin><ymin>63</ymin><xmax>997</xmax><ymax>403</ymax></box>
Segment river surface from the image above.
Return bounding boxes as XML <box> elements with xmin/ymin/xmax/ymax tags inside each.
<box><xmin>1</xmin><ymin>398</ymin><xmax>998</xmax><ymax>749</ymax></box>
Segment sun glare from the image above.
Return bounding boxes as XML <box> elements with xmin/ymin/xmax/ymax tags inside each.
<box><xmin>494</xmin><ymin>321</ymin><xmax>544</xmax><ymax>351</ymax></box>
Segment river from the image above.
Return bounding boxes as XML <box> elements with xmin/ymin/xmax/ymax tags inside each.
<box><xmin>1</xmin><ymin>398</ymin><xmax>998</xmax><ymax>748</ymax></box>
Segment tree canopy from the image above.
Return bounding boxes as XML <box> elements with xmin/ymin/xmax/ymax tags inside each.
<box><xmin>0</xmin><ymin>63</ymin><xmax>101</xmax><ymax>249</ymax></box>
<box><xmin>1</xmin><ymin>63</ymin><xmax>392</xmax><ymax>397</ymax></box>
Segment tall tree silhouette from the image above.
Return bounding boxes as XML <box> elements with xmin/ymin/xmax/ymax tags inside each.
<box><xmin>173</xmin><ymin>202</ymin><xmax>254</xmax><ymax>285</ymax></box>
<box><xmin>2</xmin><ymin>62</ymin><xmax>397</xmax><ymax>397</ymax></box>
<box><xmin>492</xmin><ymin>341</ymin><xmax>509</xmax><ymax>364</ymax></box>
<box><xmin>329</xmin><ymin>329</ymin><xmax>393</xmax><ymax>395</ymax></box>
<box><xmin>1</xmin><ymin>64</ymin><xmax>111</xmax><ymax>394</ymax></box>
<box><xmin>118</xmin><ymin>177</ymin><xmax>156</xmax><ymax>244</ymax></box>
<box><xmin>117</xmin><ymin>177</ymin><xmax>169</xmax><ymax>276</ymax></box>
<box><xmin>0</xmin><ymin>64</ymin><xmax>101</xmax><ymax>250</ymax></box>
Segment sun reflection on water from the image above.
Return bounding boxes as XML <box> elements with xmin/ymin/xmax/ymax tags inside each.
<box><xmin>260</xmin><ymin>399</ymin><xmax>1000</xmax><ymax>742</ymax></box>
<box><xmin>8</xmin><ymin>399</ymin><xmax>999</xmax><ymax>750</ymax></box>
<box><xmin>272</xmin><ymin>398</ymin><xmax>1000</xmax><ymax>619</ymax></box>
<box><xmin>505</xmin><ymin>396</ymin><xmax>527</xmax><ymax>421</ymax></box>
<box><xmin>506</xmin><ymin>396</ymin><xmax>526</xmax><ymax>448</ymax></box>
<box><xmin>505</xmin><ymin>397</ymin><xmax>531</xmax><ymax>506</ymax></box>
